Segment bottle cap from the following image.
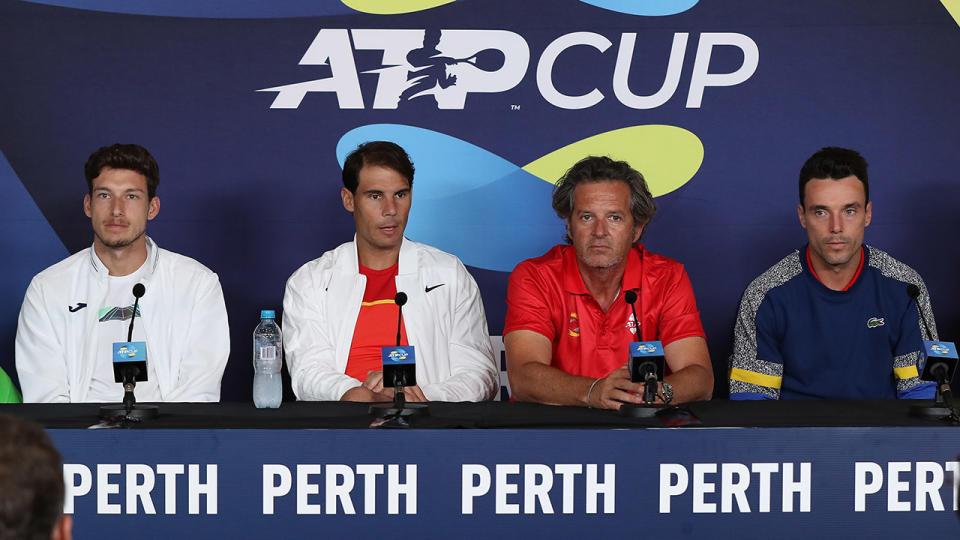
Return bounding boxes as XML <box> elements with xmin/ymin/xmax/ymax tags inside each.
<box><xmin>260</xmin><ymin>310</ymin><xmax>276</xmax><ymax>319</ymax></box>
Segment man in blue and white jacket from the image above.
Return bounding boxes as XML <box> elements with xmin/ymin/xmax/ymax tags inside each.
<box><xmin>729</xmin><ymin>147</ymin><xmax>935</xmax><ymax>400</ymax></box>
<box><xmin>16</xmin><ymin>144</ymin><xmax>229</xmax><ymax>403</ymax></box>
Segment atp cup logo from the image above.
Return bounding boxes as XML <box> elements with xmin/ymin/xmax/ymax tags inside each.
<box><xmin>260</xmin><ymin>28</ymin><xmax>526</xmax><ymax>110</ymax></box>
<box><xmin>387</xmin><ymin>349</ymin><xmax>410</xmax><ymax>362</ymax></box>
<box><xmin>636</xmin><ymin>343</ymin><xmax>659</xmax><ymax>354</ymax></box>
<box><xmin>259</xmin><ymin>27</ymin><xmax>758</xmax><ymax>110</ymax></box>
<box><xmin>931</xmin><ymin>343</ymin><xmax>951</xmax><ymax>356</ymax></box>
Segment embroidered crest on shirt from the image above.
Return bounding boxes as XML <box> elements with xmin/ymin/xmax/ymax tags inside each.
<box><xmin>98</xmin><ymin>305</ymin><xmax>141</xmax><ymax>323</ymax></box>
<box><xmin>867</xmin><ymin>317</ymin><xmax>884</xmax><ymax>329</ymax></box>
<box><xmin>567</xmin><ymin>312</ymin><xmax>580</xmax><ymax>337</ymax></box>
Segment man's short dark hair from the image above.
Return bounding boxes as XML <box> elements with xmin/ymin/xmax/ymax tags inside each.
<box><xmin>0</xmin><ymin>415</ymin><xmax>65</xmax><ymax>540</ymax></box>
<box><xmin>342</xmin><ymin>141</ymin><xmax>415</xmax><ymax>193</ymax></box>
<box><xmin>552</xmin><ymin>155</ymin><xmax>657</xmax><ymax>243</ymax></box>
<box><xmin>84</xmin><ymin>143</ymin><xmax>160</xmax><ymax>199</ymax></box>
<box><xmin>798</xmin><ymin>147</ymin><xmax>869</xmax><ymax>206</ymax></box>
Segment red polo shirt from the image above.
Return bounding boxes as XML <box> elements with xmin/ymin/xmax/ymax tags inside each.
<box><xmin>504</xmin><ymin>244</ymin><xmax>705</xmax><ymax>379</ymax></box>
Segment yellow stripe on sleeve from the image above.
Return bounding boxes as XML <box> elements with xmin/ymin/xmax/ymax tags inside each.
<box><xmin>730</xmin><ymin>368</ymin><xmax>782</xmax><ymax>389</ymax></box>
<box><xmin>894</xmin><ymin>365</ymin><xmax>919</xmax><ymax>380</ymax></box>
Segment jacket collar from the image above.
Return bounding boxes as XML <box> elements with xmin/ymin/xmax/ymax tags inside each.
<box><xmin>338</xmin><ymin>236</ymin><xmax>417</xmax><ymax>275</ymax></box>
<box><xmin>88</xmin><ymin>236</ymin><xmax>160</xmax><ymax>282</ymax></box>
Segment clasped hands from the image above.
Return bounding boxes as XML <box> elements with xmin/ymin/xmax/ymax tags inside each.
<box><xmin>340</xmin><ymin>370</ymin><xmax>427</xmax><ymax>402</ymax></box>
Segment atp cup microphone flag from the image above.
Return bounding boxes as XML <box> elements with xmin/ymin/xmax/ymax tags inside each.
<box><xmin>383</xmin><ymin>292</ymin><xmax>416</xmax><ymax>388</ymax></box>
<box><xmin>113</xmin><ymin>284</ymin><xmax>147</xmax><ymax>385</ymax></box>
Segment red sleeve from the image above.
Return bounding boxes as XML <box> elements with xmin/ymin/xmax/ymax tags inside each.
<box><xmin>655</xmin><ymin>264</ymin><xmax>706</xmax><ymax>346</ymax></box>
<box><xmin>504</xmin><ymin>260</ymin><xmax>558</xmax><ymax>341</ymax></box>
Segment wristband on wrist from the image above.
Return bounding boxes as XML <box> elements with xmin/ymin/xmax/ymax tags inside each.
<box><xmin>586</xmin><ymin>377</ymin><xmax>603</xmax><ymax>408</ymax></box>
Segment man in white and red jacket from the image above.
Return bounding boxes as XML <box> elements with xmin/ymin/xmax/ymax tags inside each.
<box><xmin>283</xmin><ymin>141</ymin><xmax>497</xmax><ymax>402</ymax></box>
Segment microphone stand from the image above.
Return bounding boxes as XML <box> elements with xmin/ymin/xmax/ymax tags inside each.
<box><xmin>100</xmin><ymin>370</ymin><xmax>159</xmax><ymax>422</ymax></box>
<box><xmin>100</xmin><ymin>284</ymin><xmax>158</xmax><ymax>423</ymax></box>
<box><xmin>122</xmin><ymin>371</ymin><xmax>138</xmax><ymax>415</ymax></box>
<box><xmin>369</xmin><ymin>373</ymin><xmax>429</xmax><ymax>423</ymax></box>
<box><xmin>620</xmin><ymin>289</ymin><xmax>665</xmax><ymax>418</ymax></box>
<box><xmin>910</xmin><ymin>363</ymin><xmax>956</xmax><ymax>418</ymax></box>
<box><xmin>906</xmin><ymin>285</ymin><xmax>958</xmax><ymax>419</ymax></box>
<box><xmin>621</xmin><ymin>361</ymin><xmax>665</xmax><ymax>418</ymax></box>
<box><xmin>369</xmin><ymin>292</ymin><xmax>428</xmax><ymax>423</ymax></box>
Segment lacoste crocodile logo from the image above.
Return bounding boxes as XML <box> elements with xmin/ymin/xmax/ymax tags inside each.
<box><xmin>867</xmin><ymin>317</ymin><xmax>884</xmax><ymax>328</ymax></box>
<box><xmin>68</xmin><ymin>303</ymin><xmax>87</xmax><ymax>313</ymax></box>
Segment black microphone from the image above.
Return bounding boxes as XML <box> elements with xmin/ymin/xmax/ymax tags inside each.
<box><xmin>905</xmin><ymin>284</ymin><xmax>960</xmax><ymax>414</ymax></box>
<box><xmin>98</xmin><ymin>281</ymin><xmax>157</xmax><ymax>421</ymax></box>
<box><xmin>906</xmin><ymin>284</ymin><xmax>933</xmax><ymax>340</ymax></box>
<box><xmin>123</xmin><ymin>283</ymin><xmax>146</xmax><ymax>404</ymax></box>
<box><xmin>624</xmin><ymin>289</ymin><xmax>640</xmax><ymax>341</ymax></box>
<box><xmin>127</xmin><ymin>283</ymin><xmax>145</xmax><ymax>342</ymax></box>
<box><xmin>394</xmin><ymin>292</ymin><xmax>407</xmax><ymax>347</ymax></box>
<box><xmin>625</xmin><ymin>288</ymin><xmax>656</xmax><ymax>399</ymax></box>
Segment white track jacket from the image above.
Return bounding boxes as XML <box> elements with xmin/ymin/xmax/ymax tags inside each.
<box><xmin>283</xmin><ymin>238</ymin><xmax>498</xmax><ymax>402</ymax></box>
<box><xmin>16</xmin><ymin>237</ymin><xmax>230</xmax><ymax>402</ymax></box>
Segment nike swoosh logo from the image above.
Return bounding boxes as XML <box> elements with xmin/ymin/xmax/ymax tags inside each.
<box><xmin>68</xmin><ymin>303</ymin><xmax>87</xmax><ymax>313</ymax></box>
<box><xmin>425</xmin><ymin>284</ymin><xmax>445</xmax><ymax>293</ymax></box>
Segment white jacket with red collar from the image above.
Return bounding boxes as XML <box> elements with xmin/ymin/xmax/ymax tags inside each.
<box><xmin>283</xmin><ymin>238</ymin><xmax>498</xmax><ymax>402</ymax></box>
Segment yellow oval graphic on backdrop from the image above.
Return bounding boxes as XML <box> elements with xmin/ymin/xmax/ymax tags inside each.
<box><xmin>342</xmin><ymin>0</ymin><xmax>455</xmax><ymax>15</ymax></box>
<box><xmin>522</xmin><ymin>125</ymin><xmax>704</xmax><ymax>197</ymax></box>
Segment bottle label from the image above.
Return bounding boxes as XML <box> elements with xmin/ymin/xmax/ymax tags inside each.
<box><xmin>259</xmin><ymin>345</ymin><xmax>277</xmax><ymax>361</ymax></box>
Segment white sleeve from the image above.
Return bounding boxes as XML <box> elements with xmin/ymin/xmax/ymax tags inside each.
<box><xmin>282</xmin><ymin>270</ymin><xmax>359</xmax><ymax>401</ymax></box>
<box><xmin>166</xmin><ymin>272</ymin><xmax>230</xmax><ymax>402</ymax></box>
<box><xmin>419</xmin><ymin>261</ymin><xmax>499</xmax><ymax>402</ymax></box>
<box><xmin>15</xmin><ymin>277</ymin><xmax>70</xmax><ymax>403</ymax></box>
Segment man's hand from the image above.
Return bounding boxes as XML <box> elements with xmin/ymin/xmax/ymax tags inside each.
<box><xmin>362</xmin><ymin>370</ymin><xmax>384</xmax><ymax>393</ymax></box>
<box><xmin>340</xmin><ymin>386</ymin><xmax>390</xmax><ymax>402</ymax></box>
<box><xmin>377</xmin><ymin>385</ymin><xmax>428</xmax><ymax>402</ymax></box>
<box><xmin>362</xmin><ymin>370</ymin><xmax>428</xmax><ymax>402</ymax></box>
<box><xmin>401</xmin><ymin>385</ymin><xmax>427</xmax><ymax>402</ymax></box>
<box><xmin>589</xmin><ymin>363</ymin><xmax>649</xmax><ymax>410</ymax></box>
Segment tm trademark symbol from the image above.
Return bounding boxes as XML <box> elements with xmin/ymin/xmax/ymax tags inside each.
<box><xmin>510</xmin><ymin>104</ymin><xmax>520</xmax><ymax>111</ymax></box>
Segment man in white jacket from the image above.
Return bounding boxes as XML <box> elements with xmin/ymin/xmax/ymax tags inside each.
<box><xmin>283</xmin><ymin>141</ymin><xmax>498</xmax><ymax>402</ymax></box>
<box><xmin>15</xmin><ymin>144</ymin><xmax>230</xmax><ymax>403</ymax></box>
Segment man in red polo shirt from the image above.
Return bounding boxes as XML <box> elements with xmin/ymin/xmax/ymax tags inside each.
<box><xmin>504</xmin><ymin>156</ymin><xmax>713</xmax><ymax>410</ymax></box>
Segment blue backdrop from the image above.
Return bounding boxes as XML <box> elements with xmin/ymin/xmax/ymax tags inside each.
<box><xmin>2</xmin><ymin>0</ymin><xmax>959</xmax><ymax>400</ymax></box>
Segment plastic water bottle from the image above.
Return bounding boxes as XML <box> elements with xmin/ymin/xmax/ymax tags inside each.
<box><xmin>253</xmin><ymin>310</ymin><xmax>282</xmax><ymax>408</ymax></box>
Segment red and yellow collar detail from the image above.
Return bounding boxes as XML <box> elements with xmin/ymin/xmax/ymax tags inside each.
<box><xmin>806</xmin><ymin>246</ymin><xmax>864</xmax><ymax>292</ymax></box>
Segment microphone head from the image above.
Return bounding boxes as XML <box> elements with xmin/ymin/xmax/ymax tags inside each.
<box><xmin>132</xmin><ymin>283</ymin><xmax>146</xmax><ymax>298</ymax></box>
<box><xmin>624</xmin><ymin>290</ymin><xmax>637</xmax><ymax>304</ymax></box>
<box><xmin>394</xmin><ymin>292</ymin><xmax>407</xmax><ymax>307</ymax></box>
<box><xmin>906</xmin><ymin>284</ymin><xmax>920</xmax><ymax>300</ymax></box>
